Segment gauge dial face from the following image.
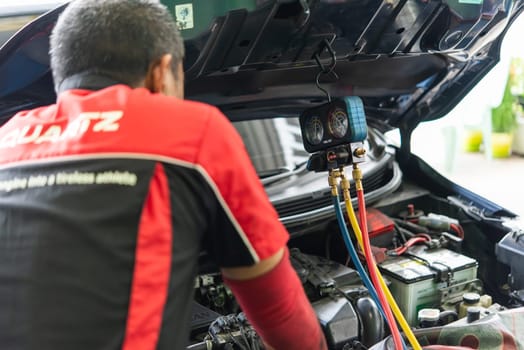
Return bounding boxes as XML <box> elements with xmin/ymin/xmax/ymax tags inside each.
<box><xmin>328</xmin><ymin>108</ymin><xmax>349</xmax><ymax>138</ymax></box>
<box><xmin>305</xmin><ymin>116</ymin><xmax>324</xmax><ymax>145</ymax></box>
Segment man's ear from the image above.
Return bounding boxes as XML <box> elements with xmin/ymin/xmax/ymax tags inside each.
<box><xmin>144</xmin><ymin>54</ymin><xmax>173</xmax><ymax>93</ymax></box>
<box><xmin>173</xmin><ymin>62</ymin><xmax>184</xmax><ymax>99</ymax></box>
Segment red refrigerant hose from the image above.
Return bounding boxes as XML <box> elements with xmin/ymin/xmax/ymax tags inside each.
<box><xmin>356</xmin><ymin>189</ymin><xmax>404</xmax><ymax>350</ymax></box>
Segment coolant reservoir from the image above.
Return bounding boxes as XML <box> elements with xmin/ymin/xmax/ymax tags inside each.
<box><xmin>458</xmin><ymin>292</ymin><xmax>496</xmax><ymax>319</ymax></box>
<box><xmin>459</xmin><ymin>293</ymin><xmax>481</xmax><ymax>318</ymax></box>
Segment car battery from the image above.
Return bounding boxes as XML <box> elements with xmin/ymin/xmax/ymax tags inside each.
<box><xmin>379</xmin><ymin>246</ymin><xmax>478</xmax><ymax>325</ymax></box>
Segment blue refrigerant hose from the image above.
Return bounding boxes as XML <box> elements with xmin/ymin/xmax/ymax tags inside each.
<box><xmin>331</xmin><ymin>195</ymin><xmax>408</xmax><ymax>350</ymax></box>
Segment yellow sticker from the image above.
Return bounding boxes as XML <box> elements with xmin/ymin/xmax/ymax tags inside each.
<box><xmin>400</xmin><ymin>260</ymin><xmax>423</xmax><ymax>268</ymax></box>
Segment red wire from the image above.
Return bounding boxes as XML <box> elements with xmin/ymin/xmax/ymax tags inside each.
<box><xmin>393</xmin><ymin>236</ymin><xmax>429</xmax><ymax>255</ymax></box>
<box><xmin>416</xmin><ymin>233</ymin><xmax>432</xmax><ymax>241</ymax></box>
<box><xmin>405</xmin><ymin>236</ymin><xmax>430</xmax><ymax>247</ymax></box>
<box><xmin>357</xmin><ymin>189</ymin><xmax>404</xmax><ymax>350</ymax></box>
<box><xmin>394</xmin><ymin>246</ymin><xmax>408</xmax><ymax>255</ymax></box>
<box><xmin>450</xmin><ymin>223</ymin><xmax>464</xmax><ymax>239</ymax></box>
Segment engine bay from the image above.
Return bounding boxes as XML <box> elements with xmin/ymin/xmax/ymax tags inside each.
<box><xmin>186</xmin><ymin>98</ymin><xmax>524</xmax><ymax>349</ymax></box>
<box><xmin>188</xmin><ymin>183</ymin><xmax>524</xmax><ymax>349</ymax></box>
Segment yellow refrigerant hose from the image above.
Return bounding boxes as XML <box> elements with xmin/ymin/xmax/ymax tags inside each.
<box><xmin>340</xmin><ymin>173</ymin><xmax>423</xmax><ymax>350</ymax></box>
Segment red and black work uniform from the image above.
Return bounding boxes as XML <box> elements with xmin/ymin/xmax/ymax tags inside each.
<box><xmin>0</xmin><ymin>82</ymin><xmax>289</xmax><ymax>350</ymax></box>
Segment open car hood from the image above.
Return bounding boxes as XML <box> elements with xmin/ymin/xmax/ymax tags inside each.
<box><xmin>0</xmin><ymin>0</ymin><xmax>523</xmax><ymax>132</ymax></box>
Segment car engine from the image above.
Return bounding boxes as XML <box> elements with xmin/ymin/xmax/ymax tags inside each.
<box><xmin>185</xmin><ymin>99</ymin><xmax>524</xmax><ymax>349</ymax></box>
<box><xmin>187</xmin><ymin>198</ymin><xmax>524</xmax><ymax>349</ymax></box>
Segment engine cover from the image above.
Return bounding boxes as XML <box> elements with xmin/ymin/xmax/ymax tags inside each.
<box><xmin>290</xmin><ymin>249</ymin><xmax>384</xmax><ymax>349</ymax></box>
<box><xmin>313</xmin><ymin>297</ymin><xmax>359</xmax><ymax>350</ymax></box>
<box><xmin>496</xmin><ymin>230</ymin><xmax>524</xmax><ymax>291</ymax></box>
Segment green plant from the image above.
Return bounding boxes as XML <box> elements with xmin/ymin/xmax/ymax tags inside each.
<box><xmin>491</xmin><ymin>78</ymin><xmax>517</xmax><ymax>133</ymax></box>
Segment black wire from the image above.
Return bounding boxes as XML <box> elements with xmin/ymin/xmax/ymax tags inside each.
<box><xmin>227</xmin><ymin>331</ymin><xmax>248</xmax><ymax>350</ymax></box>
<box><xmin>239</xmin><ymin>326</ymin><xmax>252</xmax><ymax>350</ymax></box>
<box><xmin>249</xmin><ymin>331</ymin><xmax>259</xmax><ymax>350</ymax></box>
<box><xmin>325</xmin><ymin>230</ymin><xmax>333</xmax><ymax>259</ymax></box>
<box><xmin>393</xmin><ymin>218</ymin><xmax>429</xmax><ymax>234</ymax></box>
<box><xmin>395</xmin><ymin>225</ymin><xmax>410</xmax><ymax>242</ymax></box>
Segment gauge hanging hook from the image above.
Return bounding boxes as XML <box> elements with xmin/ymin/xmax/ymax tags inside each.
<box><xmin>313</xmin><ymin>38</ymin><xmax>339</xmax><ymax>102</ymax></box>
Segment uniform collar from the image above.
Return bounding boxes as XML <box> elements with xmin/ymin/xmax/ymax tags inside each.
<box><xmin>57</xmin><ymin>72</ymin><xmax>122</xmax><ymax>94</ymax></box>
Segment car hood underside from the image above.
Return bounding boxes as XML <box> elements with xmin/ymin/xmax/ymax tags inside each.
<box><xmin>1</xmin><ymin>0</ymin><xmax>523</xmax><ymax>134</ymax></box>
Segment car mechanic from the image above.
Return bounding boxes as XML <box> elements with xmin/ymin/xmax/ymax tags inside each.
<box><xmin>0</xmin><ymin>1</ymin><xmax>328</xmax><ymax>349</ymax></box>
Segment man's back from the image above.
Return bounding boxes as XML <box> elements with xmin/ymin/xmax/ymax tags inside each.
<box><xmin>0</xmin><ymin>84</ymin><xmax>289</xmax><ymax>350</ymax></box>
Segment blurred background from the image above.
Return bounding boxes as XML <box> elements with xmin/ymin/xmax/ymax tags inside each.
<box><xmin>0</xmin><ymin>1</ymin><xmax>67</xmax><ymax>45</ymax></box>
<box><xmin>405</xmin><ymin>15</ymin><xmax>524</xmax><ymax>217</ymax></box>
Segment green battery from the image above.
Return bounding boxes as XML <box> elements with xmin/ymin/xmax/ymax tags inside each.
<box><xmin>379</xmin><ymin>247</ymin><xmax>479</xmax><ymax>326</ymax></box>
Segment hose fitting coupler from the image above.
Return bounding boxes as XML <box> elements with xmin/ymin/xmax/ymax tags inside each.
<box><xmin>352</xmin><ymin>164</ymin><xmax>363</xmax><ymax>191</ymax></box>
<box><xmin>339</xmin><ymin>170</ymin><xmax>351</xmax><ymax>201</ymax></box>
<box><xmin>328</xmin><ymin>170</ymin><xmax>340</xmax><ymax>196</ymax></box>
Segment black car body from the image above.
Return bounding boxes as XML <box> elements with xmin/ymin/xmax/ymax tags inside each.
<box><xmin>1</xmin><ymin>1</ymin><xmax>524</xmax><ymax>349</ymax></box>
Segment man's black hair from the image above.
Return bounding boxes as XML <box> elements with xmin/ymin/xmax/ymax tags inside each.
<box><xmin>50</xmin><ymin>0</ymin><xmax>184</xmax><ymax>91</ymax></box>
